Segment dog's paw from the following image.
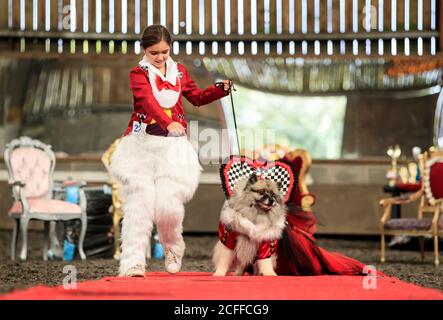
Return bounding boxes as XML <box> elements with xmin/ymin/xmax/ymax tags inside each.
<box><xmin>212</xmin><ymin>271</ymin><xmax>227</xmax><ymax>277</ymax></box>
<box><xmin>232</xmin><ymin>217</ymin><xmax>257</xmax><ymax>237</ymax></box>
<box><xmin>261</xmin><ymin>272</ymin><xmax>278</xmax><ymax>276</ymax></box>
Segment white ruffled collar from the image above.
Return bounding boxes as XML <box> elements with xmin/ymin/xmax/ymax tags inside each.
<box><xmin>139</xmin><ymin>56</ymin><xmax>178</xmax><ymax>86</ymax></box>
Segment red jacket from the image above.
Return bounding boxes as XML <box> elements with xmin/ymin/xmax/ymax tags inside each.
<box><xmin>218</xmin><ymin>222</ymin><xmax>278</xmax><ymax>260</ymax></box>
<box><xmin>123</xmin><ymin>63</ymin><xmax>229</xmax><ymax>136</ymax></box>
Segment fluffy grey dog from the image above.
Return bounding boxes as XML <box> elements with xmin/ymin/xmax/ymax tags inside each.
<box><xmin>212</xmin><ymin>173</ymin><xmax>286</xmax><ymax>276</ymax></box>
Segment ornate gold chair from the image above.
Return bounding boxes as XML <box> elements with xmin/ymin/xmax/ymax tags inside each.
<box><xmin>284</xmin><ymin>148</ymin><xmax>316</xmax><ymax>212</ymax></box>
<box><xmin>101</xmin><ymin>138</ymin><xmax>124</xmax><ymax>260</ymax></box>
<box><xmin>379</xmin><ymin>148</ymin><xmax>443</xmax><ymax>266</ymax></box>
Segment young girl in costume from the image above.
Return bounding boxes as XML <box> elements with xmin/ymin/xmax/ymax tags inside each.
<box><xmin>110</xmin><ymin>25</ymin><xmax>231</xmax><ymax>277</ymax></box>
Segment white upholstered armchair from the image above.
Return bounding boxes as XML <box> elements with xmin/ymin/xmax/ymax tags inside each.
<box><xmin>4</xmin><ymin>136</ymin><xmax>87</xmax><ymax>261</ymax></box>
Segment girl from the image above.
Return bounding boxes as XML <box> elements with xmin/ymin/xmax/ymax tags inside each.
<box><xmin>110</xmin><ymin>25</ymin><xmax>231</xmax><ymax>277</ymax></box>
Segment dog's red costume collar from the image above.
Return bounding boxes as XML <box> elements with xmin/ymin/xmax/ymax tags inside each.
<box><xmin>218</xmin><ymin>222</ymin><xmax>278</xmax><ymax>260</ymax></box>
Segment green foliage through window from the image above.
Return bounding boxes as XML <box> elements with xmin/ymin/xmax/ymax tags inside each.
<box><xmin>222</xmin><ymin>84</ymin><xmax>347</xmax><ymax>159</ymax></box>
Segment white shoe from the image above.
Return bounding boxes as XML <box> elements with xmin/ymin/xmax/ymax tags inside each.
<box><xmin>388</xmin><ymin>235</ymin><xmax>411</xmax><ymax>247</ymax></box>
<box><xmin>123</xmin><ymin>264</ymin><xmax>145</xmax><ymax>277</ymax></box>
<box><xmin>165</xmin><ymin>248</ymin><xmax>182</xmax><ymax>274</ymax></box>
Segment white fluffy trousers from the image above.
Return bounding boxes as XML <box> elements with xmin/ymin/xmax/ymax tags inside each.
<box><xmin>109</xmin><ymin>133</ymin><xmax>202</xmax><ymax>275</ymax></box>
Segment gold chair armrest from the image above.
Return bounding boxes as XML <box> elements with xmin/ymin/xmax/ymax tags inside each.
<box><xmin>380</xmin><ymin>204</ymin><xmax>392</xmax><ymax>224</ymax></box>
<box><xmin>300</xmin><ymin>193</ymin><xmax>316</xmax><ymax>211</ymax></box>
<box><xmin>379</xmin><ymin>189</ymin><xmax>424</xmax><ymax>206</ymax></box>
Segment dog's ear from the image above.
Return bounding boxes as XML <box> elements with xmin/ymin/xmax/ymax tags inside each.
<box><xmin>245</xmin><ymin>173</ymin><xmax>258</xmax><ymax>189</ymax></box>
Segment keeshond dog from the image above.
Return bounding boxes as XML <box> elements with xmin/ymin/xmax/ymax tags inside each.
<box><xmin>212</xmin><ymin>173</ymin><xmax>286</xmax><ymax>276</ymax></box>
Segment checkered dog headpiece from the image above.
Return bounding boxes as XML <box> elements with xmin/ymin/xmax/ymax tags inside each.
<box><xmin>220</xmin><ymin>155</ymin><xmax>297</xmax><ymax>203</ymax></box>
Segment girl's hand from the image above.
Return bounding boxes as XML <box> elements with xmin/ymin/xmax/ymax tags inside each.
<box><xmin>220</xmin><ymin>80</ymin><xmax>232</xmax><ymax>91</ymax></box>
<box><xmin>167</xmin><ymin>121</ymin><xmax>186</xmax><ymax>136</ymax></box>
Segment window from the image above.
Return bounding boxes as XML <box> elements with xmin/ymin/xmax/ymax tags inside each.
<box><xmin>221</xmin><ymin>84</ymin><xmax>347</xmax><ymax>159</ymax></box>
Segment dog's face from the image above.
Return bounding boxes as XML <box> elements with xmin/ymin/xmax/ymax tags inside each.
<box><xmin>240</xmin><ymin>173</ymin><xmax>283</xmax><ymax>213</ymax></box>
<box><xmin>245</xmin><ymin>175</ymin><xmax>283</xmax><ymax>212</ymax></box>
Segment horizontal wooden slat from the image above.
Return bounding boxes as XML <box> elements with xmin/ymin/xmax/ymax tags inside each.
<box><xmin>1</xmin><ymin>29</ymin><xmax>437</xmax><ymax>41</ymax></box>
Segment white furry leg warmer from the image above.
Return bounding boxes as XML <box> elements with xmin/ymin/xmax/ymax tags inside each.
<box><xmin>118</xmin><ymin>183</ymin><xmax>155</xmax><ymax>276</ymax></box>
<box><xmin>153</xmin><ymin>137</ymin><xmax>202</xmax><ymax>257</ymax></box>
<box><xmin>109</xmin><ymin>134</ymin><xmax>158</xmax><ymax>276</ymax></box>
<box><xmin>154</xmin><ymin>177</ymin><xmax>186</xmax><ymax>257</ymax></box>
<box><xmin>109</xmin><ymin>133</ymin><xmax>201</xmax><ymax>274</ymax></box>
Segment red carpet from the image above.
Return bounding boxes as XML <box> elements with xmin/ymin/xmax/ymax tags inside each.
<box><xmin>2</xmin><ymin>272</ymin><xmax>442</xmax><ymax>300</ymax></box>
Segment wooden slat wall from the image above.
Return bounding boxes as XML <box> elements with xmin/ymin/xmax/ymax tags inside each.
<box><xmin>332</xmin><ymin>0</ymin><xmax>340</xmax><ymax>33</ymax></box>
<box><xmin>77</xmin><ymin>0</ymin><xmax>83</xmax><ymax>32</ymax></box>
<box><xmin>139</xmin><ymin>0</ymin><xmax>147</xmax><ymax>33</ymax></box>
<box><xmin>206</xmin><ymin>0</ymin><xmax>212</xmax><ymax>34</ymax></box>
<box><xmin>191</xmin><ymin>0</ymin><xmax>199</xmax><ymax>34</ymax></box>
<box><xmin>165</xmin><ymin>0</ymin><xmax>173</xmax><ymax>33</ymax></box>
<box><xmin>12</xmin><ymin>0</ymin><xmax>20</xmax><ymax>29</ymax></box>
<box><xmin>318</xmin><ymin>0</ymin><xmax>326</xmax><ymax>33</ymax></box>
<box><xmin>424</xmin><ymin>0</ymin><xmax>432</xmax><ymax>29</ymax></box>
<box><xmin>5</xmin><ymin>0</ymin><xmax>438</xmax><ymax>33</ymax></box>
<box><xmin>114</xmin><ymin>0</ymin><xmax>121</xmax><ymax>33</ymax></box>
<box><xmin>36</xmin><ymin>0</ymin><xmax>44</xmax><ymax>31</ymax></box>
<box><xmin>397</xmin><ymin>0</ymin><xmax>404</xmax><ymax>30</ymax></box>
<box><xmin>89</xmin><ymin>0</ymin><xmax>95</xmax><ymax>32</ymax></box>
<box><xmin>280</xmin><ymin>0</ymin><xmax>288</xmax><ymax>33</ymax></box>
<box><xmin>243</xmin><ymin>0</ymin><xmax>251</xmax><ymax>34</ymax></box>
<box><xmin>220</xmin><ymin>0</ymin><xmax>227</xmax><ymax>36</ymax></box>
<box><xmin>101</xmin><ymin>0</ymin><xmax>107</xmax><ymax>32</ymax></box>
<box><xmin>49</xmin><ymin>0</ymin><xmax>57</xmax><ymax>30</ymax></box>
<box><xmin>0</xmin><ymin>0</ymin><xmax>440</xmax><ymax>56</ymax></box>
<box><xmin>178</xmin><ymin>0</ymin><xmax>186</xmax><ymax>35</ymax></box>
<box><xmin>308</xmin><ymin>0</ymin><xmax>314</xmax><ymax>33</ymax></box>
<box><xmin>100</xmin><ymin>0</ymin><xmax>108</xmax><ymax>34</ymax></box>
<box><xmin>152</xmin><ymin>0</ymin><xmax>160</xmax><ymax>25</ymax></box>
<box><xmin>230</xmin><ymin>0</ymin><xmax>238</xmax><ymax>35</ymax></box>
<box><xmin>269</xmin><ymin>0</ymin><xmax>276</xmax><ymax>34</ymax></box>
<box><xmin>343</xmin><ymin>0</ymin><xmax>351</xmax><ymax>32</ymax></box>
<box><xmin>127</xmin><ymin>0</ymin><xmax>135</xmax><ymax>34</ymax></box>
<box><xmin>24</xmin><ymin>1</ymin><xmax>31</xmax><ymax>31</ymax></box>
<box><xmin>0</xmin><ymin>0</ymin><xmax>8</xmax><ymax>30</ymax></box>
<box><xmin>294</xmin><ymin>0</ymin><xmax>301</xmax><ymax>33</ymax></box>
<box><xmin>256</xmin><ymin>0</ymin><xmax>263</xmax><ymax>34</ymax></box>
<box><xmin>61</xmin><ymin>0</ymin><xmax>69</xmax><ymax>30</ymax></box>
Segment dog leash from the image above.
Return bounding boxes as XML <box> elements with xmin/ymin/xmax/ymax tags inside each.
<box><xmin>228</xmin><ymin>80</ymin><xmax>241</xmax><ymax>156</ymax></box>
<box><xmin>216</xmin><ymin>80</ymin><xmax>241</xmax><ymax>155</ymax></box>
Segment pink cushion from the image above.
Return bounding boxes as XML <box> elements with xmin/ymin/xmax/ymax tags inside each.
<box><xmin>9</xmin><ymin>198</ymin><xmax>82</xmax><ymax>214</ymax></box>
<box><xmin>10</xmin><ymin>147</ymin><xmax>51</xmax><ymax>198</ymax></box>
<box><xmin>429</xmin><ymin>162</ymin><xmax>443</xmax><ymax>200</ymax></box>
